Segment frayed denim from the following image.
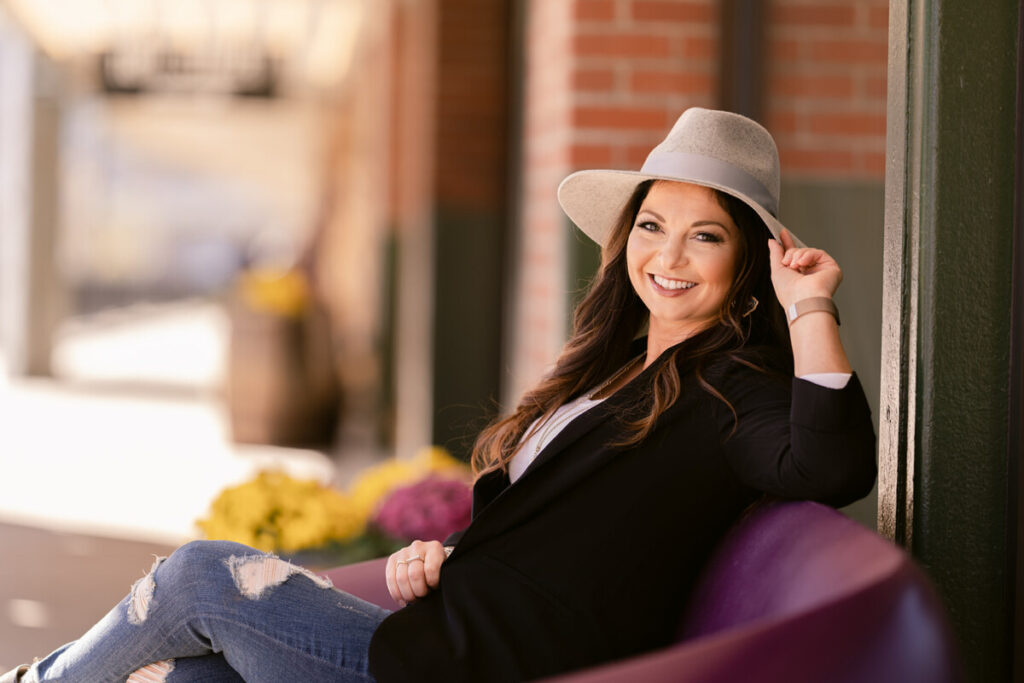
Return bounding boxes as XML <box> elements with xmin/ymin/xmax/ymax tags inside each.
<box><xmin>22</xmin><ymin>541</ymin><xmax>390</xmax><ymax>683</ymax></box>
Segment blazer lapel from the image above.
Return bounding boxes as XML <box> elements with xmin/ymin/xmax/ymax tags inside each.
<box><xmin>452</xmin><ymin>362</ymin><xmax>660</xmax><ymax>557</ymax></box>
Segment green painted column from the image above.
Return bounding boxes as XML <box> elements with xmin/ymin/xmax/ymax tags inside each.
<box><xmin>881</xmin><ymin>1</ymin><xmax>1019</xmax><ymax>680</ymax></box>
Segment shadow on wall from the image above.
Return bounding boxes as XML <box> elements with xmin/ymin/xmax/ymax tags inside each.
<box><xmin>780</xmin><ymin>178</ymin><xmax>885</xmax><ymax>529</ymax></box>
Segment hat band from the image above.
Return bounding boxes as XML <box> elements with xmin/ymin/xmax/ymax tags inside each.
<box><xmin>641</xmin><ymin>151</ymin><xmax>778</xmax><ymax>216</ymax></box>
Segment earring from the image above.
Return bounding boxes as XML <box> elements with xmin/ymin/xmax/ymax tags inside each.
<box><xmin>742</xmin><ymin>296</ymin><xmax>759</xmax><ymax>317</ymax></box>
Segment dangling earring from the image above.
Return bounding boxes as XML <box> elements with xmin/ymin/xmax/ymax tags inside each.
<box><xmin>742</xmin><ymin>296</ymin><xmax>759</xmax><ymax>317</ymax></box>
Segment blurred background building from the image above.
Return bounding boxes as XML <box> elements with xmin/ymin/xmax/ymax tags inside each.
<box><xmin>5</xmin><ymin>1</ymin><xmax>1019</xmax><ymax>680</ymax></box>
<box><xmin>0</xmin><ymin>0</ymin><xmax>888</xmax><ymax>487</ymax></box>
<box><xmin>0</xmin><ymin>0</ymin><xmax>887</xmax><ymax>537</ymax></box>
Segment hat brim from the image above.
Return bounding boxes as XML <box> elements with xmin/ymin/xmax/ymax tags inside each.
<box><xmin>557</xmin><ymin>170</ymin><xmax>803</xmax><ymax>248</ymax></box>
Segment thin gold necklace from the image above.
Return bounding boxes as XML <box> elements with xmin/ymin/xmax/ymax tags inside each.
<box><xmin>531</xmin><ymin>353</ymin><xmax>645</xmax><ymax>456</ymax></box>
<box><xmin>587</xmin><ymin>352</ymin><xmax>646</xmax><ymax>400</ymax></box>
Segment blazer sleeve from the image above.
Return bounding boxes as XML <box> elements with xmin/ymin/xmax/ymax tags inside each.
<box><xmin>715</xmin><ymin>368</ymin><xmax>877</xmax><ymax>507</ymax></box>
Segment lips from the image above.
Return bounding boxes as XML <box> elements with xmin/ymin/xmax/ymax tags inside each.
<box><xmin>649</xmin><ymin>273</ymin><xmax>697</xmax><ymax>293</ymax></box>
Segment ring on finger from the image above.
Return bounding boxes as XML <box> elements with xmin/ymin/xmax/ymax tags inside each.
<box><xmin>396</xmin><ymin>554</ymin><xmax>424</xmax><ymax>566</ymax></box>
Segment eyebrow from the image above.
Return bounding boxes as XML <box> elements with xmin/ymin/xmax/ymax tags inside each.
<box><xmin>692</xmin><ymin>220</ymin><xmax>731</xmax><ymax>232</ymax></box>
<box><xmin>637</xmin><ymin>209</ymin><xmax>666</xmax><ymax>222</ymax></box>
<box><xmin>636</xmin><ymin>210</ymin><xmax>733</xmax><ymax>233</ymax></box>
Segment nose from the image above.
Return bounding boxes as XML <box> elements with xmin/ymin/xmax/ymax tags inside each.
<box><xmin>658</xmin><ymin>233</ymin><xmax>688</xmax><ymax>270</ymax></box>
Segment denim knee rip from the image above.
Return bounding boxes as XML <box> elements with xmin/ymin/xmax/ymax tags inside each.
<box><xmin>224</xmin><ymin>554</ymin><xmax>333</xmax><ymax>600</ymax></box>
<box><xmin>127</xmin><ymin>556</ymin><xmax>167</xmax><ymax>625</ymax></box>
<box><xmin>126</xmin><ymin>659</ymin><xmax>174</xmax><ymax>682</ymax></box>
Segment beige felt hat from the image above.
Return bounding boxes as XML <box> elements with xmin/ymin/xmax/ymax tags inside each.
<box><xmin>558</xmin><ymin>107</ymin><xmax>801</xmax><ymax>247</ymax></box>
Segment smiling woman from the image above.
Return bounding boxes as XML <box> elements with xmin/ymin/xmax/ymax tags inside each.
<box><xmin>627</xmin><ymin>182</ymin><xmax>742</xmax><ymax>354</ymax></box>
<box><xmin>1</xmin><ymin>109</ymin><xmax>875</xmax><ymax>683</ymax></box>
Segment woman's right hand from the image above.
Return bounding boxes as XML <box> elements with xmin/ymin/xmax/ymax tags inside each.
<box><xmin>385</xmin><ymin>540</ymin><xmax>448</xmax><ymax>607</ymax></box>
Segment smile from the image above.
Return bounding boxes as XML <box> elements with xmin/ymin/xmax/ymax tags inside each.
<box><xmin>650</xmin><ymin>274</ymin><xmax>697</xmax><ymax>291</ymax></box>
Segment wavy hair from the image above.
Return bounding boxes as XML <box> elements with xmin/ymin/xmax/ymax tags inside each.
<box><xmin>470</xmin><ymin>180</ymin><xmax>793</xmax><ymax>477</ymax></box>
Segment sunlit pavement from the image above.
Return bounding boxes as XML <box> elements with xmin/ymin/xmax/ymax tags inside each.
<box><xmin>0</xmin><ymin>521</ymin><xmax>175</xmax><ymax>671</ymax></box>
<box><xmin>0</xmin><ymin>299</ymin><xmax>372</xmax><ymax>670</ymax></box>
<box><xmin>0</xmin><ymin>300</ymin><xmax>337</xmax><ymax>544</ymax></box>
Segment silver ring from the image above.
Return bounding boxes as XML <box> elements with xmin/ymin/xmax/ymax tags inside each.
<box><xmin>396</xmin><ymin>554</ymin><xmax>423</xmax><ymax>566</ymax></box>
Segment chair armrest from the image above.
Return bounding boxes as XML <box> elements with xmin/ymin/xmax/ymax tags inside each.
<box><xmin>319</xmin><ymin>557</ymin><xmax>395</xmax><ymax>610</ymax></box>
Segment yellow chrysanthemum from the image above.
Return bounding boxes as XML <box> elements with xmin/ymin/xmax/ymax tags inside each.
<box><xmin>197</xmin><ymin>447</ymin><xmax>468</xmax><ymax>553</ymax></box>
<box><xmin>197</xmin><ymin>471</ymin><xmax>362</xmax><ymax>552</ymax></box>
<box><xmin>238</xmin><ymin>268</ymin><xmax>308</xmax><ymax>317</ymax></box>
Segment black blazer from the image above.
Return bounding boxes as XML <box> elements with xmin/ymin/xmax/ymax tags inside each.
<box><xmin>369</xmin><ymin>348</ymin><xmax>877</xmax><ymax>682</ymax></box>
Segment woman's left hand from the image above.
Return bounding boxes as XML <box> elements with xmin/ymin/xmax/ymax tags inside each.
<box><xmin>385</xmin><ymin>540</ymin><xmax>448</xmax><ymax>607</ymax></box>
<box><xmin>767</xmin><ymin>228</ymin><xmax>843</xmax><ymax>310</ymax></box>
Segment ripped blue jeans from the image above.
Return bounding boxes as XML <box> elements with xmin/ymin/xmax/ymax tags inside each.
<box><xmin>21</xmin><ymin>540</ymin><xmax>391</xmax><ymax>682</ymax></box>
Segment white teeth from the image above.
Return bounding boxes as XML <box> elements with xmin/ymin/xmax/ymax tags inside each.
<box><xmin>652</xmin><ymin>275</ymin><xmax>696</xmax><ymax>290</ymax></box>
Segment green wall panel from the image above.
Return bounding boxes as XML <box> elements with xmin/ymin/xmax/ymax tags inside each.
<box><xmin>886</xmin><ymin>0</ymin><xmax>1019</xmax><ymax>678</ymax></box>
<box><xmin>432</xmin><ymin>209</ymin><xmax>505</xmax><ymax>461</ymax></box>
<box><xmin>781</xmin><ymin>180</ymin><xmax>885</xmax><ymax>529</ymax></box>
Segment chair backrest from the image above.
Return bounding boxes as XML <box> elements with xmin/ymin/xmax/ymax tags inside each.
<box><xmin>672</xmin><ymin>500</ymin><xmax>964</xmax><ymax>683</ymax></box>
<box><xmin>681</xmin><ymin>500</ymin><xmax>896</xmax><ymax>636</ymax></box>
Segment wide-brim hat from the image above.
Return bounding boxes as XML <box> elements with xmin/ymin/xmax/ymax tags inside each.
<box><xmin>558</xmin><ymin>107</ymin><xmax>802</xmax><ymax>247</ymax></box>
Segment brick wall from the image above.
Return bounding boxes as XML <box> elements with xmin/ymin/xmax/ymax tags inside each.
<box><xmin>765</xmin><ymin>0</ymin><xmax>889</xmax><ymax>178</ymax></box>
<box><xmin>508</xmin><ymin>0</ymin><xmax>887</xmax><ymax>403</ymax></box>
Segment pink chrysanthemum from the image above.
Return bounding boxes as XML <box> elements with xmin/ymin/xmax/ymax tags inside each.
<box><xmin>372</xmin><ymin>476</ymin><xmax>472</xmax><ymax>542</ymax></box>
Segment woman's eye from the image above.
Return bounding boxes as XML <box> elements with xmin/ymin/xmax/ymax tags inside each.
<box><xmin>694</xmin><ymin>231</ymin><xmax>723</xmax><ymax>243</ymax></box>
<box><xmin>635</xmin><ymin>221</ymin><xmax>660</xmax><ymax>233</ymax></box>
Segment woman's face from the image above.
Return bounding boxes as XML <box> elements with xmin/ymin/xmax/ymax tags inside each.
<box><xmin>626</xmin><ymin>181</ymin><xmax>741</xmax><ymax>343</ymax></box>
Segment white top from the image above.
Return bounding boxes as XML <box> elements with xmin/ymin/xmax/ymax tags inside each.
<box><xmin>507</xmin><ymin>372</ymin><xmax>852</xmax><ymax>483</ymax></box>
<box><xmin>509</xmin><ymin>394</ymin><xmax>605</xmax><ymax>482</ymax></box>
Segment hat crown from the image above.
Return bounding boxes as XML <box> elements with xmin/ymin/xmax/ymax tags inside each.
<box><xmin>556</xmin><ymin>107</ymin><xmax>796</xmax><ymax>248</ymax></box>
<box><xmin>645</xmin><ymin>108</ymin><xmax>780</xmax><ymax>206</ymax></box>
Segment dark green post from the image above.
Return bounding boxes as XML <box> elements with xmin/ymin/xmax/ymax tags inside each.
<box><xmin>881</xmin><ymin>1</ymin><xmax>1020</xmax><ymax>680</ymax></box>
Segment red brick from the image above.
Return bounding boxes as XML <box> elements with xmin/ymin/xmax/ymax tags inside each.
<box><xmin>575</xmin><ymin>0</ymin><xmax>616</xmax><ymax>21</ymax></box>
<box><xmin>770</xmin><ymin>3</ymin><xmax>856</xmax><ymax>27</ymax></box>
<box><xmin>681</xmin><ymin>35</ymin><xmax>715</xmax><ymax>59</ymax></box>
<box><xmin>631</xmin><ymin>0</ymin><xmax>713</xmax><ymax>23</ymax></box>
<box><xmin>767</xmin><ymin>110</ymin><xmax>800</xmax><ymax>135</ymax></box>
<box><xmin>865</xmin><ymin>76</ymin><xmax>888</xmax><ymax>100</ymax></box>
<box><xmin>770</xmin><ymin>39</ymin><xmax>803</xmax><ymax>62</ymax></box>
<box><xmin>574</xmin><ymin>105</ymin><xmax>670</xmax><ymax>129</ymax></box>
<box><xmin>631</xmin><ymin>68</ymin><xmax>712</xmax><ymax>94</ymax></box>
<box><xmin>807</xmin><ymin>112</ymin><xmax>887</xmax><ymax>136</ymax></box>
<box><xmin>574</xmin><ymin>32</ymin><xmax>672</xmax><ymax>59</ymax></box>
<box><xmin>868</xmin><ymin>5</ymin><xmax>890</xmax><ymax>30</ymax></box>
<box><xmin>570</xmin><ymin>143</ymin><xmax>615</xmax><ymax>166</ymax></box>
<box><xmin>810</xmin><ymin>39</ymin><xmax>888</xmax><ymax>64</ymax></box>
<box><xmin>626</xmin><ymin>144</ymin><xmax>654</xmax><ymax>167</ymax></box>
<box><xmin>861</xmin><ymin>151</ymin><xmax>887</xmax><ymax>177</ymax></box>
<box><xmin>771</xmin><ymin>74</ymin><xmax>855</xmax><ymax>99</ymax></box>
<box><xmin>573</xmin><ymin>67</ymin><xmax>616</xmax><ymax>91</ymax></box>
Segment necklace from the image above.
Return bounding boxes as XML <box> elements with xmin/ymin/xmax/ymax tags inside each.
<box><xmin>587</xmin><ymin>352</ymin><xmax>646</xmax><ymax>400</ymax></box>
<box><xmin>530</xmin><ymin>353</ymin><xmax>646</xmax><ymax>456</ymax></box>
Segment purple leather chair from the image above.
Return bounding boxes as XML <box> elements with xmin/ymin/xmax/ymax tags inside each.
<box><xmin>321</xmin><ymin>501</ymin><xmax>963</xmax><ymax>682</ymax></box>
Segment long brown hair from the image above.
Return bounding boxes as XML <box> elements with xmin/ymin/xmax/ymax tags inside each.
<box><xmin>470</xmin><ymin>180</ymin><xmax>792</xmax><ymax>477</ymax></box>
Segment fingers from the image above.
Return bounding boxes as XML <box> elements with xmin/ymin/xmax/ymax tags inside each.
<box><xmin>779</xmin><ymin>227</ymin><xmax>797</xmax><ymax>251</ymax></box>
<box><xmin>386</xmin><ymin>540</ymin><xmax>448</xmax><ymax>607</ymax></box>
<box><xmin>771</xmin><ymin>228</ymin><xmax>811</xmax><ymax>271</ymax></box>
<box><xmin>781</xmin><ymin>248</ymin><xmax>827</xmax><ymax>270</ymax></box>
<box><xmin>421</xmin><ymin>542</ymin><xmax>446</xmax><ymax>589</ymax></box>
<box><xmin>385</xmin><ymin>553</ymin><xmax>404</xmax><ymax>607</ymax></box>
<box><xmin>767</xmin><ymin>235</ymin><xmax>784</xmax><ymax>268</ymax></box>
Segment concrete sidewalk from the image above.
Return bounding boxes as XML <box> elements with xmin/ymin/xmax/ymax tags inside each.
<box><xmin>0</xmin><ymin>299</ymin><xmax>383</xmax><ymax>670</ymax></box>
<box><xmin>0</xmin><ymin>521</ymin><xmax>176</xmax><ymax>671</ymax></box>
<box><xmin>0</xmin><ymin>300</ymin><xmax>339</xmax><ymax>545</ymax></box>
